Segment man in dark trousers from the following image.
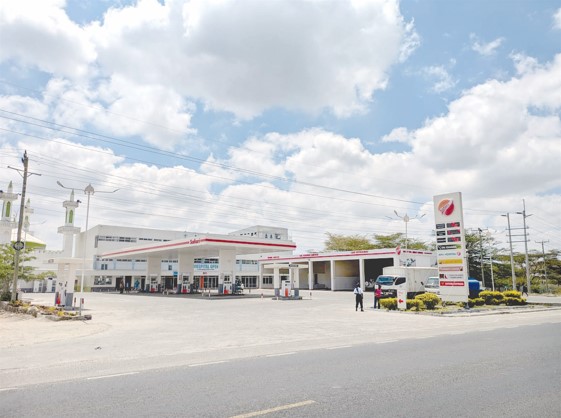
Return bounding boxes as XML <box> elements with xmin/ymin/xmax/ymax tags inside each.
<box><xmin>354</xmin><ymin>283</ymin><xmax>364</xmax><ymax>311</ymax></box>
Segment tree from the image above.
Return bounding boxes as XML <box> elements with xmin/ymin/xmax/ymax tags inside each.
<box><xmin>371</xmin><ymin>233</ymin><xmax>429</xmax><ymax>250</ymax></box>
<box><xmin>324</xmin><ymin>232</ymin><xmax>430</xmax><ymax>252</ymax></box>
<box><xmin>465</xmin><ymin>231</ymin><xmax>488</xmax><ymax>283</ymax></box>
<box><xmin>0</xmin><ymin>243</ymin><xmax>37</xmax><ymax>294</ymax></box>
<box><xmin>324</xmin><ymin>233</ymin><xmax>373</xmax><ymax>251</ymax></box>
<box><xmin>546</xmin><ymin>250</ymin><xmax>561</xmax><ymax>287</ymax></box>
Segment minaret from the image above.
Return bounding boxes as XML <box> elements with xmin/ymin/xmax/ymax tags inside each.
<box><xmin>23</xmin><ymin>198</ymin><xmax>33</xmax><ymax>233</ymax></box>
<box><xmin>57</xmin><ymin>190</ymin><xmax>80</xmax><ymax>257</ymax></box>
<box><xmin>0</xmin><ymin>181</ymin><xmax>18</xmax><ymax>245</ymax></box>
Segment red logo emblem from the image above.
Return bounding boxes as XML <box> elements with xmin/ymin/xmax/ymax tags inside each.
<box><xmin>438</xmin><ymin>198</ymin><xmax>455</xmax><ymax>216</ymax></box>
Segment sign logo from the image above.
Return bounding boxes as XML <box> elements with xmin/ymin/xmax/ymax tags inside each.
<box><xmin>437</xmin><ymin>198</ymin><xmax>455</xmax><ymax>216</ymax></box>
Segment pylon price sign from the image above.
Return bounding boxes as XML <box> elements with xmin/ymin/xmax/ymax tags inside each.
<box><xmin>433</xmin><ymin>192</ymin><xmax>468</xmax><ymax>303</ymax></box>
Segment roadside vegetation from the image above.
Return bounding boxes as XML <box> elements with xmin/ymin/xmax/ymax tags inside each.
<box><xmin>379</xmin><ymin>289</ymin><xmax>527</xmax><ymax>312</ymax></box>
<box><xmin>0</xmin><ymin>299</ymin><xmax>78</xmax><ymax>319</ymax></box>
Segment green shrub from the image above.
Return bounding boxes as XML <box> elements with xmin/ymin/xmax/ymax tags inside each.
<box><xmin>380</xmin><ymin>298</ymin><xmax>397</xmax><ymax>310</ymax></box>
<box><xmin>415</xmin><ymin>293</ymin><xmax>441</xmax><ymax>310</ymax></box>
<box><xmin>467</xmin><ymin>298</ymin><xmax>485</xmax><ymax>307</ymax></box>
<box><xmin>503</xmin><ymin>290</ymin><xmax>522</xmax><ymax>298</ymax></box>
<box><xmin>0</xmin><ymin>291</ymin><xmax>11</xmax><ymax>301</ymax></box>
<box><xmin>407</xmin><ymin>299</ymin><xmax>425</xmax><ymax>311</ymax></box>
<box><xmin>504</xmin><ymin>297</ymin><xmax>527</xmax><ymax>306</ymax></box>
<box><xmin>480</xmin><ymin>291</ymin><xmax>504</xmax><ymax>305</ymax></box>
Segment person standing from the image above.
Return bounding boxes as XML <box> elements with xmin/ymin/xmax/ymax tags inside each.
<box><xmin>374</xmin><ymin>285</ymin><xmax>382</xmax><ymax>309</ymax></box>
<box><xmin>354</xmin><ymin>283</ymin><xmax>364</xmax><ymax>311</ymax></box>
<box><xmin>522</xmin><ymin>284</ymin><xmax>528</xmax><ymax>297</ymax></box>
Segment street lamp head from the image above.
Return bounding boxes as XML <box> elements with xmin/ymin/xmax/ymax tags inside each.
<box><xmin>84</xmin><ymin>184</ymin><xmax>95</xmax><ymax>195</ymax></box>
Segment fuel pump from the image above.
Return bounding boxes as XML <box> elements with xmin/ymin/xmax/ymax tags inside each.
<box><xmin>180</xmin><ymin>274</ymin><xmax>189</xmax><ymax>293</ymax></box>
<box><xmin>281</xmin><ymin>276</ymin><xmax>291</xmax><ymax>297</ymax></box>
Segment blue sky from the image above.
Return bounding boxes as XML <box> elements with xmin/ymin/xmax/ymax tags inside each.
<box><xmin>0</xmin><ymin>0</ymin><xmax>560</xmax><ymax>253</ymax></box>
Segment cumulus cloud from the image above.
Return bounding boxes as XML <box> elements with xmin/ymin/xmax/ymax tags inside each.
<box><xmin>380</xmin><ymin>127</ymin><xmax>413</xmax><ymax>143</ymax></box>
<box><xmin>0</xmin><ymin>0</ymin><xmax>96</xmax><ymax>79</ymax></box>
<box><xmin>470</xmin><ymin>34</ymin><xmax>505</xmax><ymax>56</ymax></box>
<box><xmin>88</xmin><ymin>0</ymin><xmax>418</xmax><ymax>118</ymax></box>
<box><xmin>410</xmin><ymin>53</ymin><xmax>561</xmax><ymax>196</ymax></box>
<box><xmin>0</xmin><ymin>0</ymin><xmax>418</xmax><ymax>149</ymax></box>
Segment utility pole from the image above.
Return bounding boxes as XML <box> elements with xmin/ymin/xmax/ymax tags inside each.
<box><xmin>501</xmin><ymin>213</ymin><xmax>516</xmax><ymax>290</ymax></box>
<box><xmin>516</xmin><ymin>199</ymin><xmax>532</xmax><ymax>293</ymax></box>
<box><xmin>9</xmin><ymin>152</ymin><xmax>40</xmax><ymax>301</ymax></box>
<box><xmin>535</xmin><ymin>240</ymin><xmax>549</xmax><ymax>293</ymax></box>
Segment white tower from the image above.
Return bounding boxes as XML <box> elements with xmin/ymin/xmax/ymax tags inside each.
<box><xmin>57</xmin><ymin>190</ymin><xmax>80</xmax><ymax>257</ymax></box>
<box><xmin>23</xmin><ymin>198</ymin><xmax>33</xmax><ymax>233</ymax></box>
<box><xmin>0</xmin><ymin>181</ymin><xmax>18</xmax><ymax>245</ymax></box>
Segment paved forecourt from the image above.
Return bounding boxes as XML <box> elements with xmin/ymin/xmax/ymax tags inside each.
<box><xmin>1</xmin><ymin>291</ymin><xmax>560</xmax><ymax>388</ymax></box>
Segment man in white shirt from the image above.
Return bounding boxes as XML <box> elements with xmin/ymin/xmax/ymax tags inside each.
<box><xmin>354</xmin><ymin>283</ymin><xmax>364</xmax><ymax>311</ymax></box>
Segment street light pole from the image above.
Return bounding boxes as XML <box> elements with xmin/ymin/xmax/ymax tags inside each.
<box><xmin>391</xmin><ymin>211</ymin><xmax>425</xmax><ymax>250</ymax></box>
<box><xmin>57</xmin><ymin>181</ymin><xmax>118</xmax><ymax>315</ymax></box>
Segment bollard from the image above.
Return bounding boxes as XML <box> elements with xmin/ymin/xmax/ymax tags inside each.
<box><xmin>310</xmin><ymin>291</ymin><xmax>312</xmax><ymax>300</ymax></box>
<box><xmin>261</xmin><ymin>293</ymin><xmax>263</xmax><ymax>299</ymax></box>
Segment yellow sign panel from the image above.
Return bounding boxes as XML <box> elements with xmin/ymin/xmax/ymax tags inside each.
<box><xmin>438</xmin><ymin>259</ymin><xmax>463</xmax><ymax>265</ymax></box>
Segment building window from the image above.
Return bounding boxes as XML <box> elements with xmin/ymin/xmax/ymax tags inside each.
<box><xmin>262</xmin><ymin>275</ymin><xmax>273</xmax><ymax>285</ymax></box>
<box><xmin>240</xmin><ymin>276</ymin><xmax>258</xmax><ymax>288</ymax></box>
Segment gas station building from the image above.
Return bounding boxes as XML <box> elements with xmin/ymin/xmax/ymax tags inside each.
<box><xmin>99</xmin><ymin>228</ymin><xmax>436</xmax><ymax>295</ymax></box>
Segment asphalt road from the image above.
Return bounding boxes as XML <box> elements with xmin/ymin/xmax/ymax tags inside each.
<box><xmin>2</xmin><ymin>322</ymin><xmax>560</xmax><ymax>418</ymax></box>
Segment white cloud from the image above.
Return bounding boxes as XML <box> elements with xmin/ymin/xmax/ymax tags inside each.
<box><xmin>510</xmin><ymin>52</ymin><xmax>539</xmax><ymax>75</ymax></box>
<box><xmin>0</xmin><ymin>0</ymin><xmax>419</xmax><ymax>148</ymax></box>
<box><xmin>5</xmin><ymin>45</ymin><xmax>561</xmax><ymax>252</ymax></box>
<box><xmin>422</xmin><ymin>65</ymin><xmax>457</xmax><ymax>93</ymax></box>
<box><xmin>554</xmin><ymin>7</ymin><xmax>561</xmax><ymax>29</ymax></box>
<box><xmin>87</xmin><ymin>0</ymin><xmax>418</xmax><ymax>118</ymax></box>
<box><xmin>410</xmin><ymin>53</ymin><xmax>561</xmax><ymax>196</ymax></box>
<box><xmin>0</xmin><ymin>0</ymin><xmax>96</xmax><ymax>79</ymax></box>
<box><xmin>380</xmin><ymin>127</ymin><xmax>413</xmax><ymax>143</ymax></box>
<box><xmin>470</xmin><ymin>34</ymin><xmax>505</xmax><ymax>56</ymax></box>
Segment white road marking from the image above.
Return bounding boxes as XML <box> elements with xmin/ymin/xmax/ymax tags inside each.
<box><xmin>325</xmin><ymin>345</ymin><xmax>352</xmax><ymax>350</ymax></box>
<box><xmin>188</xmin><ymin>360</ymin><xmax>227</xmax><ymax>367</ymax></box>
<box><xmin>265</xmin><ymin>352</ymin><xmax>296</xmax><ymax>357</ymax></box>
<box><xmin>377</xmin><ymin>339</ymin><xmax>398</xmax><ymax>344</ymax></box>
<box><xmin>230</xmin><ymin>400</ymin><xmax>316</xmax><ymax>418</ymax></box>
<box><xmin>0</xmin><ymin>388</ymin><xmax>19</xmax><ymax>392</ymax></box>
<box><xmin>86</xmin><ymin>372</ymin><xmax>139</xmax><ymax>381</ymax></box>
